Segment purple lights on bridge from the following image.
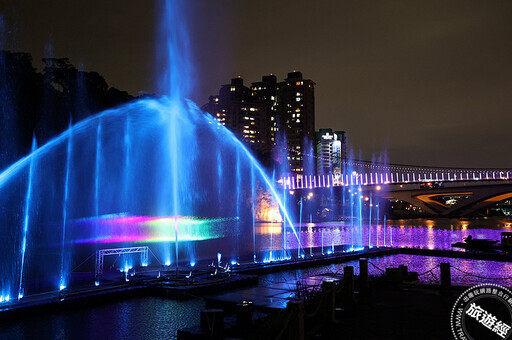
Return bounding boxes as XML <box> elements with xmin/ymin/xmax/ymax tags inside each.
<box><xmin>281</xmin><ymin>164</ymin><xmax>512</xmax><ymax>190</ymax></box>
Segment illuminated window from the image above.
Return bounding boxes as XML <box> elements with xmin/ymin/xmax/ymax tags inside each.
<box><xmin>296</xmin><ymin>81</ymin><xmax>301</xmax><ymax>85</ymax></box>
<box><xmin>295</xmin><ymin>108</ymin><xmax>300</xmax><ymax>112</ymax></box>
<box><xmin>230</xmin><ymin>86</ymin><xmax>235</xmax><ymax>91</ymax></box>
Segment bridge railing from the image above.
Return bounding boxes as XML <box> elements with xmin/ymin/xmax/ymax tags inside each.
<box><xmin>280</xmin><ymin>170</ymin><xmax>512</xmax><ymax>190</ymax></box>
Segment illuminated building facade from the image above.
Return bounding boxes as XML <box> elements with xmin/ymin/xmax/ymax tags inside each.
<box><xmin>315</xmin><ymin>129</ymin><xmax>347</xmax><ymax>177</ymax></box>
<box><xmin>202</xmin><ymin>77</ymin><xmax>270</xmax><ymax>154</ymax></box>
<box><xmin>277</xmin><ymin>72</ymin><xmax>315</xmax><ymax>173</ymax></box>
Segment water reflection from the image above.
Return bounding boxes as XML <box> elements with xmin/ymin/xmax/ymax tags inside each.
<box><xmin>261</xmin><ymin>254</ymin><xmax>512</xmax><ymax>287</ymax></box>
<box><xmin>0</xmin><ymin>297</ymin><xmax>204</xmax><ymax>339</ymax></box>
<box><xmin>254</xmin><ymin>217</ymin><xmax>511</xmax><ymax>255</ymax></box>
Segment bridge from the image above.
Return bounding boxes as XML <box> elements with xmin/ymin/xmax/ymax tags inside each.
<box><xmin>279</xmin><ymin>161</ymin><xmax>512</xmax><ymax>217</ymax></box>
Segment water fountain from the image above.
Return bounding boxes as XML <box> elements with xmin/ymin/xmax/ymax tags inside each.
<box><xmin>0</xmin><ymin>0</ymin><xmax>392</xmax><ymax>304</ymax></box>
<box><xmin>0</xmin><ymin>1</ymin><xmax>304</xmax><ymax>301</ymax></box>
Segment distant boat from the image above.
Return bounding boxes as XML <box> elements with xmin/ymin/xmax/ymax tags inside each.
<box><xmin>452</xmin><ymin>235</ymin><xmax>499</xmax><ymax>251</ymax></box>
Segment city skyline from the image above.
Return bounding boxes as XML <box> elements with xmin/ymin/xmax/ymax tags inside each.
<box><xmin>1</xmin><ymin>1</ymin><xmax>511</xmax><ymax>168</ymax></box>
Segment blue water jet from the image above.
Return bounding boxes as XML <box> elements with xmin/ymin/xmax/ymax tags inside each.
<box><xmin>18</xmin><ymin>136</ymin><xmax>37</xmax><ymax>300</ymax></box>
<box><xmin>383</xmin><ymin>214</ymin><xmax>387</xmax><ymax>246</ymax></box>
<box><xmin>358</xmin><ymin>185</ymin><xmax>363</xmax><ymax>247</ymax></box>
<box><xmin>321</xmin><ymin>228</ymin><xmax>324</xmax><ymax>255</ymax></box>
<box><xmin>376</xmin><ymin>202</ymin><xmax>380</xmax><ymax>247</ymax></box>
<box><xmin>299</xmin><ymin>196</ymin><xmax>303</xmax><ymax>258</ymax></box>
<box><xmin>251</xmin><ymin>165</ymin><xmax>256</xmax><ymax>262</ymax></box>
<box><xmin>368</xmin><ymin>192</ymin><xmax>372</xmax><ymax>248</ymax></box>
<box><xmin>59</xmin><ymin>120</ymin><xmax>73</xmax><ymax>291</ymax></box>
<box><xmin>123</xmin><ymin>113</ymin><xmax>131</xmax><ymax>209</ymax></box>
<box><xmin>94</xmin><ymin>119</ymin><xmax>102</xmax><ymax>243</ymax></box>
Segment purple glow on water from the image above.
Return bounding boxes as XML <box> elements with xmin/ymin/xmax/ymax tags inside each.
<box><xmin>255</xmin><ymin>218</ymin><xmax>512</xmax><ymax>253</ymax></box>
<box><xmin>261</xmin><ymin>254</ymin><xmax>512</xmax><ymax>287</ymax></box>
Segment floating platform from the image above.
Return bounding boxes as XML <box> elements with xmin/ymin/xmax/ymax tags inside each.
<box><xmin>0</xmin><ymin>270</ymin><xmax>257</xmax><ymax>321</ymax></box>
<box><xmin>3</xmin><ymin>245</ymin><xmax>512</xmax><ymax>320</ymax></box>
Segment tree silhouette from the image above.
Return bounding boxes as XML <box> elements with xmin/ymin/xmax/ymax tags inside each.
<box><xmin>0</xmin><ymin>50</ymin><xmax>136</xmax><ymax>169</ymax></box>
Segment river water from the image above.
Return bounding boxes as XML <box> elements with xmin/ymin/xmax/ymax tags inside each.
<box><xmin>256</xmin><ymin>216</ymin><xmax>512</xmax><ymax>254</ymax></box>
<box><xmin>1</xmin><ymin>217</ymin><xmax>511</xmax><ymax>339</ymax></box>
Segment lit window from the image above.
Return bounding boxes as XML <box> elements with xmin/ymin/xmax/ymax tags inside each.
<box><xmin>230</xmin><ymin>86</ymin><xmax>235</xmax><ymax>91</ymax></box>
<box><xmin>297</xmin><ymin>119</ymin><xmax>301</xmax><ymax>123</ymax></box>
<box><xmin>296</xmin><ymin>81</ymin><xmax>301</xmax><ymax>86</ymax></box>
<box><xmin>296</xmin><ymin>97</ymin><xmax>301</xmax><ymax>102</ymax></box>
<box><xmin>214</xmin><ymin>98</ymin><xmax>219</xmax><ymax>102</ymax></box>
<box><xmin>295</xmin><ymin>108</ymin><xmax>300</xmax><ymax>112</ymax></box>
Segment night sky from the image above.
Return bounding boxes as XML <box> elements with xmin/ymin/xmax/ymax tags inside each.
<box><xmin>1</xmin><ymin>1</ymin><xmax>512</xmax><ymax>168</ymax></box>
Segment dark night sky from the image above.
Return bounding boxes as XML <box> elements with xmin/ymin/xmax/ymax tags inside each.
<box><xmin>1</xmin><ymin>1</ymin><xmax>512</xmax><ymax>168</ymax></box>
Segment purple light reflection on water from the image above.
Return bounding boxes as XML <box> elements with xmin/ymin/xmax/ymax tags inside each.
<box><xmin>260</xmin><ymin>254</ymin><xmax>512</xmax><ymax>287</ymax></box>
<box><xmin>255</xmin><ymin>218</ymin><xmax>512</xmax><ymax>253</ymax></box>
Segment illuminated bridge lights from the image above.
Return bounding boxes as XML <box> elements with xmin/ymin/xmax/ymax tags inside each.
<box><xmin>281</xmin><ymin>167</ymin><xmax>512</xmax><ymax>190</ymax></box>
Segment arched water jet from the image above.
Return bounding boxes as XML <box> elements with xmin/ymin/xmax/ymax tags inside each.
<box><xmin>0</xmin><ymin>97</ymin><xmax>302</xmax><ymax>298</ymax></box>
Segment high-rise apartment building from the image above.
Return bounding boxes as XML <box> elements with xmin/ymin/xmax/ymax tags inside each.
<box><xmin>202</xmin><ymin>77</ymin><xmax>270</xmax><ymax>155</ymax></box>
<box><xmin>202</xmin><ymin>72</ymin><xmax>316</xmax><ymax>173</ymax></box>
<box><xmin>277</xmin><ymin>72</ymin><xmax>315</xmax><ymax>173</ymax></box>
